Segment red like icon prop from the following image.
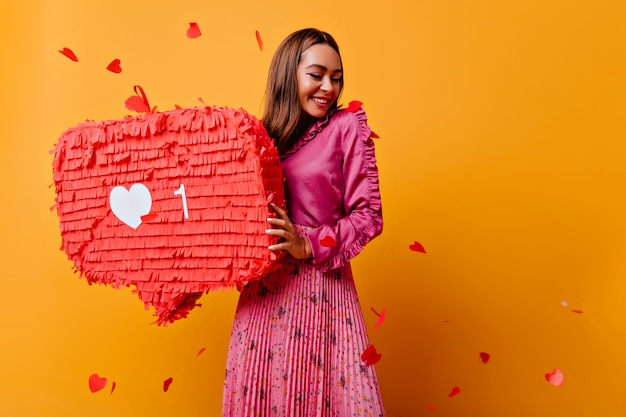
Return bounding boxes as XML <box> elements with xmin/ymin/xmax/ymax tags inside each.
<box><xmin>52</xmin><ymin>107</ymin><xmax>285</xmax><ymax>325</ymax></box>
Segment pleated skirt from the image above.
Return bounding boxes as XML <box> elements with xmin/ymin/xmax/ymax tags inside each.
<box><xmin>222</xmin><ymin>254</ymin><xmax>386</xmax><ymax>417</ymax></box>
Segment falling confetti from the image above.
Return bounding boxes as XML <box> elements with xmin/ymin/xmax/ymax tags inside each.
<box><xmin>561</xmin><ymin>300</ymin><xmax>569</xmax><ymax>307</ymax></box>
<box><xmin>58</xmin><ymin>47</ymin><xmax>78</xmax><ymax>62</ymax></box>
<box><xmin>345</xmin><ymin>100</ymin><xmax>363</xmax><ymax>112</ymax></box>
<box><xmin>409</xmin><ymin>241</ymin><xmax>427</xmax><ymax>254</ymax></box>
<box><xmin>425</xmin><ymin>406</ymin><xmax>437</xmax><ymax>411</ymax></box>
<box><xmin>479</xmin><ymin>352</ymin><xmax>491</xmax><ymax>364</ymax></box>
<box><xmin>88</xmin><ymin>373</ymin><xmax>108</xmax><ymax>393</ymax></box>
<box><xmin>124</xmin><ymin>85</ymin><xmax>151</xmax><ymax>113</ymax></box>
<box><xmin>140</xmin><ymin>213</ymin><xmax>158</xmax><ymax>222</ymax></box>
<box><xmin>163</xmin><ymin>377</ymin><xmax>174</xmax><ymax>392</ymax></box>
<box><xmin>370</xmin><ymin>131</ymin><xmax>380</xmax><ymax>139</ymax></box>
<box><xmin>360</xmin><ymin>344</ymin><xmax>382</xmax><ymax>366</ymax></box>
<box><xmin>106</xmin><ymin>59</ymin><xmax>122</xmax><ymax>73</ymax></box>
<box><xmin>320</xmin><ymin>236</ymin><xmax>337</xmax><ymax>247</ymax></box>
<box><xmin>448</xmin><ymin>386</ymin><xmax>461</xmax><ymax>398</ymax></box>
<box><xmin>370</xmin><ymin>307</ymin><xmax>387</xmax><ymax>329</ymax></box>
<box><xmin>110</xmin><ymin>381</ymin><xmax>117</xmax><ymax>394</ymax></box>
<box><xmin>187</xmin><ymin>22</ymin><xmax>201</xmax><ymax>39</ymax></box>
<box><xmin>545</xmin><ymin>368</ymin><xmax>564</xmax><ymax>387</ymax></box>
<box><xmin>571</xmin><ymin>309</ymin><xmax>583</xmax><ymax>314</ymax></box>
<box><xmin>197</xmin><ymin>347</ymin><xmax>206</xmax><ymax>356</ymax></box>
<box><xmin>255</xmin><ymin>30</ymin><xmax>263</xmax><ymax>51</ymax></box>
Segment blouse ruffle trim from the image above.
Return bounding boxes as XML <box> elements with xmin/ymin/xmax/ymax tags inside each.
<box><xmin>312</xmin><ymin>108</ymin><xmax>382</xmax><ymax>272</ymax></box>
<box><xmin>280</xmin><ymin>109</ymin><xmax>338</xmax><ymax>160</ymax></box>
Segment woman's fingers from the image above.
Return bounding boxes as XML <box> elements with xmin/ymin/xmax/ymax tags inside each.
<box><xmin>266</xmin><ymin>217</ymin><xmax>287</xmax><ymax>229</ymax></box>
<box><xmin>269</xmin><ymin>203</ymin><xmax>287</xmax><ymax>218</ymax></box>
<box><xmin>266</xmin><ymin>204</ymin><xmax>306</xmax><ymax>258</ymax></box>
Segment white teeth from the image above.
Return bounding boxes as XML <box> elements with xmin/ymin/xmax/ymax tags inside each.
<box><xmin>312</xmin><ymin>97</ymin><xmax>329</xmax><ymax>104</ymax></box>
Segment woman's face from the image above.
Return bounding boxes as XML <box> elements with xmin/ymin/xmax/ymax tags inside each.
<box><xmin>296</xmin><ymin>43</ymin><xmax>342</xmax><ymax>118</ymax></box>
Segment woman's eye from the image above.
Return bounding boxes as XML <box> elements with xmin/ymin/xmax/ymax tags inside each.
<box><xmin>308</xmin><ymin>73</ymin><xmax>322</xmax><ymax>80</ymax></box>
<box><xmin>331</xmin><ymin>78</ymin><xmax>342</xmax><ymax>83</ymax></box>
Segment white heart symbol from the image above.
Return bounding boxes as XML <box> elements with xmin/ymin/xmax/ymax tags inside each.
<box><xmin>109</xmin><ymin>183</ymin><xmax>152</xmax><ymax>229</ymax></box>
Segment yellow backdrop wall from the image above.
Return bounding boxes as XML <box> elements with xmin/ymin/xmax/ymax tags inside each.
<box><xmin>1</xmin><ymin>0</ymin><xmax>625</xmax><ymax>416</ymax></box>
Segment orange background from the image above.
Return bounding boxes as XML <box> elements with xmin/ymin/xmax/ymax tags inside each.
<box><xmin>1</xmin><ymin>0</ymin><xmax>625</xmax><ymax>416</ymax></box>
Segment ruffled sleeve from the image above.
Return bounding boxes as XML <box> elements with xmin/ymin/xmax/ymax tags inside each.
<box><xmin>304</xmin><ymin>109</ymin><xmax>383</xmax><ymax>271</ymax></box>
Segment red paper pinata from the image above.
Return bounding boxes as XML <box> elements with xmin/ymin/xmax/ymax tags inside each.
<box><xmin>51</xmin><ymin>106</ymin><xmax>284</xmax><ymax>324</ymax></box>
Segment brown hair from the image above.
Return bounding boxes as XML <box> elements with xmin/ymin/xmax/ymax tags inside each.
<box><xmin>262</xmin><ymin>28</ymin><xmax>343</xmax><ymax>154</ymax></box>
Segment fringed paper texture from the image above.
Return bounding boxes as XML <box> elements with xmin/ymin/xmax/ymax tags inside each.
<box><xmin>52</xmin><ymin>107</ymin><xmax>285</xmax><ymax>325</ymax></box>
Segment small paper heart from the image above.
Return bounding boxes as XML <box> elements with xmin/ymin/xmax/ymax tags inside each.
<box><xmin>320</xmin><ymin>236</ymin><xmax>336</xmax><ymax>247</ymax></box>
<box><xmin>545</xmin><ymin>368</ymin><xmax>564</xmax><ymax>387</ymax></box>
<box><xmin>479</xmin><ymin>352</ymin><xmax>490</xmax><ymax>363</ymax></box>
<box><xmin>140</xmin><ymin>213</ymin><xmax>158</xmax><ymax>222</ymax></box>
<box><xmin>360</xmin><ymin>344</ymin><xmax>382</xmax><ymax>366</ymax></box>
<box><xmin>187</xmin><ymin>22</ymin><xmax>201</xmax><ymax>39</ymax></box>
<box><xmin>255</xmin><ymin>30</ymin><xmax>263</xmax><ymax>51</ymax></box>
<box><xmin>372</xmin><ymin>308</ymin><xmax>386</xmax><ymax>329</ymax></box>
<box><xmin>106</xmin><ymin>59</ymin><xmax>122</xmax><ymax>73</ymax></box>
<box><xmin>59</xmin><ymin>47</ymin><xmax>78</xmax><ymax>62</ymax></box>
<box><xmin>163</xmin><ymin>377</ymin><xmax>174</xmax><ymax>392</ymax></box>
<box><xmin>448</xmin><ymin>386</ymin><xmax>461</xmax><ymax>398</ymax></box>
<box><xmin>409</xmin><ymin>241</ymin><xmax>426</xmax><ymax>253</ymax></box>
<box><xmin>124</xmin><ymin>95</ymin><xmax>150</xmax><ymax>113</ymax></box>
<box><xmin>88</xmin><ymin>373</ymin><xmax>108</xmax><ymax>393</ymax></box>
<box><xmin>109</xmin><ymin>183</ymin><xmax>152</xmax><ymax>229</ymax></box>
<box><xmin>346</xmin><ymin>100</ymin><xmax>363</xmax><ymax>112</ymax></box>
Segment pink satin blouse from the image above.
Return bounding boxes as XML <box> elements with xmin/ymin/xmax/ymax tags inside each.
<box><xmin>280</xmin><ymin>108</ymin><xmax>383</xmax><ymax>271</ymax></box>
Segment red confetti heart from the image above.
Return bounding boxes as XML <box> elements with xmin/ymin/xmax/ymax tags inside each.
<box><xmin>571</xmin><ymin>309</ymin><xmax>583</xmax><ymax>314</ymax></box>
<box><xmin>255</xmin><ymin>30</ymin><xmax>263</xmax><ymax>51</ymax></box>
<box><xmin>370</xmin><ymin>131</ymin><xmax>380</xmax><ymax>139</ymax></box>
<box><xmin>88</xmin><ymin>373</ymin><xmax>108</xmax><ymax>393</ymax></box>
<box><xmin>479</xmin><ymin>352</ymin><xmax>490</xmax><ymax>363</ymax></box>
<box><xmin>448</xmin><ymin>386</ymin><xmax>461</xmax><ymax>398</ymax></box>
<box><xmin>110</xmin><ymin>381</ymin><xmax>116</xmax><ymax>394</ymax></box>
<box><xmin>187</xmin><ymin>22</ymin><xmax>201</xmax><ymax>39</ymax></box>
<box><xmin>320</xmin><ymin>236</ymin><xmax>336</xmax><ymax>247</ymax></box>
<box><xmin>59</xmin><ymin>47</ymin><xmax>78</xmax><ymax>62</ymax></box>
<box><xmin>545</xmin><ymin>368</ymin><xmax>564</xmax><ymax>387</ymax></box>
<box><xmin>124</xmin><ymin>85</ymin><xmax>151</xmax><ymax>113</ymax></box>
<box><xmin>360</xmin><ymin>344</ymin><xmax>382</xmax><ymax>366</ymax></box>
<box><xmin>196</xmin><ymin>347</ymin><xmax>206</xmax><ymax>356</ymax></box>
<box><xmin>425</xmin><ymin>406</ymin><xmax>437</xmax><ymax>411</ymax></box>
<box><xmin>163</xmin><ymin>377</ymin><xmax>173</xmax><ymax>392</ymax></box>
<box><xmin>345</xmin><ymin>100</ymin><xmax>363</xmax><ymax>112</ymax></box>
<box><xmin>106</xmin><ymin>59</ymin><xmax>122</xmax><ymax>73</ymax></box>
<box><xmin>372</xmin><ymin>307</ymin><xmax>386</xmax><ymax>329</ymax></box>
<box><xmin>409</xmin><ymin>241</ymin><xmax>426</xmax><ymax>253</ymax></box>
<box><xmin>140</xmin><ymin>213</ymin><xmax>158</xmax><ymax>222</ymax></box>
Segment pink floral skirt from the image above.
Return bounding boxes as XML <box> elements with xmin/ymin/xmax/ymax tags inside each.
<box><xmin>222</xmin><ymin>254</ymin><xmax>386</xmax><ymax>416</ymax></box>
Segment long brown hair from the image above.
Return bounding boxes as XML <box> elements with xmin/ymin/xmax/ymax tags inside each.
<box><xmin>262</xmin><ymin>28</ymin><xmax>343</xmax><ymax>155</ymax></box>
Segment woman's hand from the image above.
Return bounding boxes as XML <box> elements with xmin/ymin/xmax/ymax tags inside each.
<box><xmin>266</xmin><ymin>203</ymin><xmax>311</xmax><ymax>259</ymax></box>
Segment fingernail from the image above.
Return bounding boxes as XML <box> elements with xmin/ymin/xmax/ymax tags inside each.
<box><xmin>265</xmin><ymin>229</ymin><xmax>272</xmax><ymax>233</ymax></box>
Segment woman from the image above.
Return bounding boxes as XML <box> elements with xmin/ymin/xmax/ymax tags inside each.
<box><xmin>222</xmin><ymin>28</ymin><xmax>385</xmax><ymax>416</ymax></box>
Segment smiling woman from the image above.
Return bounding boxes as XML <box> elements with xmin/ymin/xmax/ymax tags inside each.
<box><xmin>221</xmin><ymin>28</ymin><xmax>386</xmax><ymax>416</ymax></box>
<box><xmin>296</xmin><ymin>44</ymin><xmax>343</xmax><ymax>119</ymax></box>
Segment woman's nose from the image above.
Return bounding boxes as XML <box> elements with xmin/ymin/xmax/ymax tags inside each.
<box><xmin>320</xmin><ymin>77</ymin><xmax>333</xmax><ymax>92</ymax></box>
